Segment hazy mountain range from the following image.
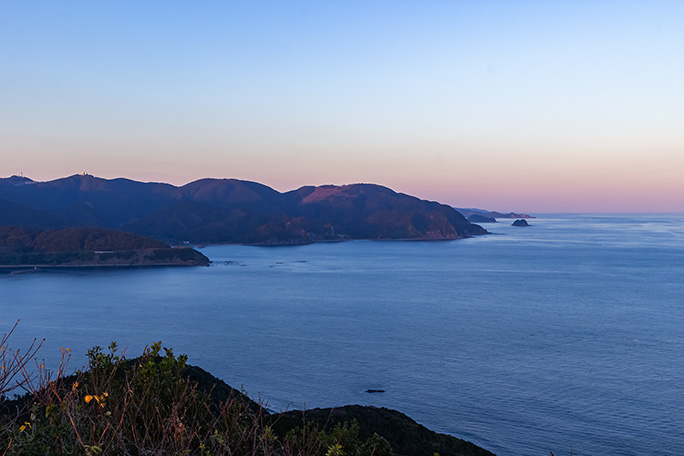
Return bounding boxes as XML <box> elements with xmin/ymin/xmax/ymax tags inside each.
<box><xmin>0</xmin><ymin>174</ymin><xmax>488</xmax><ymax>245</ymax></box>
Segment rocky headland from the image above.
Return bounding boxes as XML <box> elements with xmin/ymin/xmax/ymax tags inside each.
<box><xmin>0</xmin><ymin>226</ymin><xmax>209</xmax><ymax>269</ymax></box>
<box><xmin>457</xmin><ymin>208</ymin><xmax>535</xmax><ymax>220</ymax></box>
<box><xmin>467</xmin><ymin>214</ymin><xmax>497</xmax><ymax>223</ymax></box>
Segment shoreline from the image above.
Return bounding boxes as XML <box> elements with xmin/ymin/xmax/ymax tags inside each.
<box><xmin>1</xmin><ymin>263</ymin><xmax>207</xmax><ymax>272</ymax></box>
<box><xmin>185</xmin><ymin>232</ymin><xmax>489</xmax><ymax>248</ymax></box>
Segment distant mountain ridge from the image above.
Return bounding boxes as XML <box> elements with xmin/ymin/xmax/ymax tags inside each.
<box><xmin>0</xmin><ymin>175</ymin><xmax>487</xmax><ymax>245</ymax></box>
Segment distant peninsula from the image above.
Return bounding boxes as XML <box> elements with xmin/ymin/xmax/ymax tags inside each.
<box><xmin>466</xmin><ymin>214</ymin><xmax>497</xmax><ymax>223</ymax></box>
<box><xmin>0</xmin><ymin>174</ymin><xmax>488</xmax><ymax>246</ymax></box>
<box><xmin>0</xmin><ymin>226</ymin><xmax>209</xmax><ymax>269</ymax></box>
<box><xmin>456</xmin><ymin>207</ymin><xmax>535</xmax><ymax>220</ymax></box>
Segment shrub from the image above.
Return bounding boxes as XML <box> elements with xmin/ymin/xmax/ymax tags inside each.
<box><xmin>0</xmin><ymin>331</ymin><xmax>392</xmax><ymax>456</ymax></box>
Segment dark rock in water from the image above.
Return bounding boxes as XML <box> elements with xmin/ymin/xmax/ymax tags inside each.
<box><xmin>365</xmin><ymin>388</ymin><xmax>385</xmax><ymax>393</ymax></box>
<box><xmin>467</xmin><ymin>214</ymin><xmax>497</xmax><ymax>223</ymax></box>
<box><xmin>512</xmin><ymin>219</ymin><xmax>530</xmax><ymax>227</ymax></box>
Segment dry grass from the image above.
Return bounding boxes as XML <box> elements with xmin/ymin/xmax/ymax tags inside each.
<box><xmin>0</xmin><ymin>324</ymin><xmax>392</xmax><ymax>456</ymax></box>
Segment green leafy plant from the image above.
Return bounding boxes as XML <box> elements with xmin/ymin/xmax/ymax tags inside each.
<box><xmin>0</xmin><ymin>326</ymin><xmax>393</xmax><ymax>456</ymax></box>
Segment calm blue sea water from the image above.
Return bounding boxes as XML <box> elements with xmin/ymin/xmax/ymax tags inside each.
<box><xmin>2</xmin><ymin>214</ymin><xmax>684</xmax><ymax>456</ymax></box>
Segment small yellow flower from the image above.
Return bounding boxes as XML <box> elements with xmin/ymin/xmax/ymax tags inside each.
<box><xmin>71</xmin><ymin>382</ymin><xmax>79</xmax><ymax>391</ymax></box>
<box><xmin>85</xmin><ymin>393</ymin><xmax>107</xmax><ymax>407</ymax></box>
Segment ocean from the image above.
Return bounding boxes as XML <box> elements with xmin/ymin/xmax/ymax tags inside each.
<box><xmin>2</xmin><ymin>214</ymin><xmax>684</xmax><ymax>455</ymax></box>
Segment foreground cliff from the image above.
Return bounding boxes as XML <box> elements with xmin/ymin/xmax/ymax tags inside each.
<box><xmin>0</xmin><ymin>341</ymin><xmax>494</xmax><ymax>456</ymax></box>
<box><xmin>0</xmin><ymin>226</ymin><xmax>209</xmax><ymax>268</ymax></box>
<box><xmin>0</xmin><ymin>174</ymin><xmax>487</xmax><ymax>245</ymax></box>
<box><xmin>272</xmin><ymin>405</ymin><xmax>494</xmax><ymax>456</ymax></box>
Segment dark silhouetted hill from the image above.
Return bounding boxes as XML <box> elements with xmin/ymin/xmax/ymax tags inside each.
<box><xmin>0</xmin><ymin>175</ymin><xmax>487</xmax><ymax>245</ymax></box>
<box><xmin>288</xmin><ymin>184</ymin><xmax>485</xmax><ymax>241</ymax></box>
<box><xmin>272</xmin><ymin>405</ymin><xmax>495</xmax><ymax>456</ymax></box>
<box><xmin>1</xmin><ymin>354</ymin><xmax>494</xmax><ymax>456</ymax></box>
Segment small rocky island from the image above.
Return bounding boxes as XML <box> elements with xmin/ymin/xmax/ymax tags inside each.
<box><xmin>0</xmin><ymin>226</ymin><xmax>209</xmax><ymax>269</ymax></box>
<box><xmin>511</xmin><ymin>219</ymin><xmax>530</xmax><ymax>227</ymax></box>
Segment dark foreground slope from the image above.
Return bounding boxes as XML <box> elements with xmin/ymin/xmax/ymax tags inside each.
<box><xmin>0</xmin><ymin>347</ymin><xmax>494</xmax><ymax>456</ymax></box>
<box><xmin>272</xmin><ymin>405</ymin><xmax>494</xmax><ymax>456</ymax></box>
<box><xmin>186</xmin><ymin>364</ymin><xmax>494</xmax><ymax>455</ymax></box>
<box><xmin>0</xmin><ymin>175</ymin><xmax>487</xmax><ymax>245</ymax></box>
<box><xmin>0</xmin><ymin>226</ymin><xmax>209</xmax><ymax>267</ymax></box>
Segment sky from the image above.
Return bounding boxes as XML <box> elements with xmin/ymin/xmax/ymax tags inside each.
<box><xmin>1</xmin><ymin>1</ymin><xmax>683</xmax><ymax>213</ymax></box>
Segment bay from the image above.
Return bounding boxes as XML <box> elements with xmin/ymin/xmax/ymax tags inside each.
<box><xmin>2</xmin><ymin>214</ymin><xmax>684</xmax><ymax>455</ymax></box>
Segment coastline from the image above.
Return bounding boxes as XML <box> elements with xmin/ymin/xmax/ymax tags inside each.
<box><xmin>1</xmin><ymin>263</ymin><xmax>207</xmax><ymax>272</ymax></box>
<box><xmin>183</xmin><ymin>231</ymin><xmax>490</xmax><ymax>248</ymax></box>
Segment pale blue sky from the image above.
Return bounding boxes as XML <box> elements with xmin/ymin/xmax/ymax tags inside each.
<box><xmin>2</xmin><ymin>1</ymin><xmax>683</xmax><ymax>212</ymax></box>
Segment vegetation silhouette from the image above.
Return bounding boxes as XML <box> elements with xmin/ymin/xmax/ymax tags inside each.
<box><xmin>0</xmin><ymin>323</ymin><xmax>492</xmax><ymax>456</ymax></box>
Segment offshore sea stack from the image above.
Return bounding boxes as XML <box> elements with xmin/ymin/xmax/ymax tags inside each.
<box><xmin>511</xmin><ymin>219</ymin><xmax>530</xmax><ymax>227</ymax></box>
